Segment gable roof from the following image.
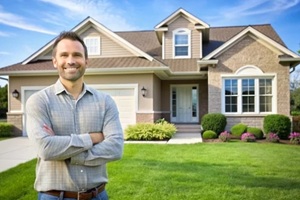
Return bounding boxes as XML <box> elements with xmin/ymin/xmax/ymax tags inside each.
<box><xmin>154</xmin><ymin>8</ymin><xmax>210</xmax><ymax>43</ymax></box>
<box><xmin>22</xmin><ymin>17</ymin><xmax>154</xmax><ymax>65</ymax></box>
<box><xmin>203</xmin><ymin>26</ymin><xmax>298</xmax><ymax>60</ymax></box>
<box><xmin>1</xmin><ymin>7</ymin><xmax>299</xmax><ymax>76</ymax></box>
<box><xmin>155</xmin><ymin>8</ymin><xmax>210</xmax><ymax>29</ymax></box>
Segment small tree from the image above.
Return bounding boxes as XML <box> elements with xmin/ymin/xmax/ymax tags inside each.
<box><xmin>0</xmin><ymin>84</ymin><xmax>8</xmax><ymax>119</ymax></box>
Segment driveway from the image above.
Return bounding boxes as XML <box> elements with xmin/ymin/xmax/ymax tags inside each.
<box><xmin>0</xmin><ymin>137</ymin><xmax>36</xmax><ymax>172</ymax></box>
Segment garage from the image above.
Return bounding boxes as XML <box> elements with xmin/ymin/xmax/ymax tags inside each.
<box><xmin>23</xmin><ymin>85</ymin><xmax>137</xmax><ymax>136</ymax></box>
<box><xmin>96</xmin><ymin>86</ymin><xmax>137</xmax><ymax>130</ymax></box>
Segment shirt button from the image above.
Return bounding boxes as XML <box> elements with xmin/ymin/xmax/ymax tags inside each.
<box><xmin>80</xmin><ymin>170</ymin><xmax>83</xmax><ymax>172</ymax></box>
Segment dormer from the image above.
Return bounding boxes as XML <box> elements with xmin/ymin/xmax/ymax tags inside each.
<box><xmin>155</xmin><ymin>8</ymin><xmax>210</xmax><ymax>59</ymax></box>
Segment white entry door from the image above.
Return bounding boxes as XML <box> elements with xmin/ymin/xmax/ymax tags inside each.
<box><xmin>171</xmin><ymin>85</ymin><xmax>199</xmax><ymax>123</ymax></box>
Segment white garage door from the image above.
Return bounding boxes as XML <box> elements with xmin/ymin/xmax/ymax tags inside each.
<box><xmin>98</xmin><ymin>88</ymin><xmax>136</xmax><ymax>130</ymax></box>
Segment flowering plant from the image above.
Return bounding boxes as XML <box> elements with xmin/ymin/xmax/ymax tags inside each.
<box><xmin>266</xmin><ymin>132</ymin><xmax>280</xmax><ymax>143</ymax></box>
<box><xmin>219</xmin><ymin>131</ymin><xmax>231</xmax><ymax>142</ymax></box>
<box><xmin>289</xmin><ymin>132</ymin><xmax>300</xmax><ymax>144</ymax></box>
<box><xmin>241</xmin><ymin>132</ymin><xmax>256</xmax><ymax>142</ymax></box>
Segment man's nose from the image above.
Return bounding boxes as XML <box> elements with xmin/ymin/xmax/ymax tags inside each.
<box><xmin>67</xmin><ymin>56</ymin><xmax>75</xmax><ymax>65</ymax></box>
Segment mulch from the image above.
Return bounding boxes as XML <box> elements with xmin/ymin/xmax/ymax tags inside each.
<box><xmin>203</xmin><ymin>138</ymin><xmax>298</xmax><ymax>145</ymax></box>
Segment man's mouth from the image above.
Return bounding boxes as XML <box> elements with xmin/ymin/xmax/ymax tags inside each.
<box><xmin>64</xmin><ymin>67</ymin><xmax>79</xmax><ymax>72</ymax></box>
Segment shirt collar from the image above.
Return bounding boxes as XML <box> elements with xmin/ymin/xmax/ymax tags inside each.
<box><xmin>54</xmin><ymin>79</ymin><xmax>94</xmax><ymax>96</ymax></box>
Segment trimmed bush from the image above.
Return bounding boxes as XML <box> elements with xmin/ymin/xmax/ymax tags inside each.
<box><xmin>230</xmin><ymin>123</ymin><xmax>247</xmax><ymax>137</ymax></box>
<box><xmin>246</xmin><ymin>127</ymin><xmax>264</xmax><ymax>139</ymax></box>
<box><xmin>201</xmin><ymin>113</ymin><xmax>227</xmax><ymax>135</ymax></box>
<box><xmin>202</xmin><ymin>130</ymin><xmax>217</xmax><ymax>139</ymax></box>
<box><xmin>263</xmin><ymin>114</ymin><xmax>291</xmax><ymax>139</ymax></box>
<box><xmin>0</xmin><ymin>122</ymin><xmax>13</xmax><ymax>137</ymax></box>
<box><xmin>124</xmin><ymin>122</ymin><xmax>177</xmax><ymax>141</ymax></box>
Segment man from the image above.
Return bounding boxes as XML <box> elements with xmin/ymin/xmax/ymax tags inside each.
<box><xmin>26</xmin><ymin>31</ymin><xmax>124</xmax><ymax>200</ymax></box>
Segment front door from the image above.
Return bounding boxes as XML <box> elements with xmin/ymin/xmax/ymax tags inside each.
<box><xmin>171</xmin><ymin>85</ymin><xmax>199</xmax><ymax>123</ymax></box>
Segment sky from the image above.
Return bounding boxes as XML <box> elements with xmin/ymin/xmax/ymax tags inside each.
<box><xmin>0</xmin><ymin>0</ymin><xmax>300</xmax><ymax>86</ymax></box>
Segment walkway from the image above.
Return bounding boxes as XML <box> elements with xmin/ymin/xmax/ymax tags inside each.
<box><xmin>0</xmin><ymin>137</ymin><xmax>36</xmax><ymax>173</ymax></box>
<box><xmin>0</xmin><ymin>133</ymin><xmax>202</xmax><ymax>172</ymax></box>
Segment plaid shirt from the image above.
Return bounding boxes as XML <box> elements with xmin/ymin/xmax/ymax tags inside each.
<box><xmin>26</xmin><ymin>80</ymin><xmax>124</xmax><ymax>192</ymax></box>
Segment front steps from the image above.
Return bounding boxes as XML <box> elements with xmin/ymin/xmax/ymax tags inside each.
<box><xmin>168</xmin><ymin>124</ymin><xmax>203</xmax><ymax>144</ymax></box>
<box><xmin>175</xmin><ymin>124</ymin><xmax>203</xmax><ymax>134</ymax></box>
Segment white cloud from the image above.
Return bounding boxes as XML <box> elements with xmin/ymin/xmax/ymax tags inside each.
<box><xmin>224</xmin><ymin>0</ymin><xmax>300</xmax><ymax>18</ymax></box>
<box><xmin>0</xmin><ymin>51</ymin><xmax>10</xmax><ymax>55</ymax></box>
<box><xmin>40</xmin><ymin>0</ymin><xmax>138</xmax><ymax>31</ymax></box>
<box><xmin>207</xmin><ymin>0</ymin><xmax>300</xmax><ymax>26</ymax></box>
<box><xmin>0</xmin><ymin>9</ymin><xmax>57</xmax><ymax>35</ymax></box>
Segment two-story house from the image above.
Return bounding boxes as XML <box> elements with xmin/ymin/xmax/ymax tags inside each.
<box><xmin>1</xmin><ymin>8</ymin><xmax>299</xmax><ymax>136</ymax></box>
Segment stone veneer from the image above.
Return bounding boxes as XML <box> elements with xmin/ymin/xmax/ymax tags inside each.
<box><xmin>7</xmin><ymin>113</ymin><xmax>23</xmax><ymax>136</ymax></box>
<box><xmin>136</xmin><ymin>113</ymin><xmax>162</xmax><ymax>123</ymax></box>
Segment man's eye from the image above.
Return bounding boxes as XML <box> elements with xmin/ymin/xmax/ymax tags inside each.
<box><xmin>74</xmin><ymin>53</ymin><xmax>83</xmax><ymax>57</ymax></box>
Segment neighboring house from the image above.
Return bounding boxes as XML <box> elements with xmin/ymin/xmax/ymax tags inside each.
<box><xmin>0</xmin><ymin>8</ymin><xmax>300</xmax><ymax>136</ymax></box>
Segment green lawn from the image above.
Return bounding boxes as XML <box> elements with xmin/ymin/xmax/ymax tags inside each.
<box><xmin>0</xmin><ymin>142</ymin><xmax>299</xmax><ymax>200</ymax></box>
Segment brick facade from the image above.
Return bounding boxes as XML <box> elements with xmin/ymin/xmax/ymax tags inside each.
<box><xmin>208</xmin><ymin>36</ymin><xmax>290</xmax><ymax>130</ymax></box>
<box><xmin>7</xmin><ymin>113</ymin><xmax>23</xmax><ymax>136</ymax></box>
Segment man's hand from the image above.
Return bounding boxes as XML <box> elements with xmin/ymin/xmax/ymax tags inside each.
<box><xmin>43</xmin><ymin>124</ymin><xmax>55</xmax><ymax>136</ymax></box>
<box><xmin>89</xmin><ymin>132</ymin><xmax>104</xmax><ymax>144</ymax></box>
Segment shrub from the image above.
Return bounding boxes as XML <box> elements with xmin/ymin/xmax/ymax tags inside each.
<box><xmin>202</xmin><ymin>130</ymin><xmax>217</xmax><ymax>139</ymax></box>
<box><xmin>263</xmin><ymin>114</ymin><xmax>291</xmax><ymax>139</ymax></box>
<box><xmin>218</xmin><ymin>131</ymin><xmax>231</xmax><ymax>142</ymax></box>
<box><xmin>155</xmin><ymin>118</ymin><xmax>168</xmax><ymax>124</ymax></box>
<box><xmin>0</xmin><ymin>122</ymin><xmax>12</xmax><ymax>137</ymax></box>
<box><xmin>241</xmin><ymin>132</ymin><xmax>256</xmax><ymax>142</ymax></box>
<box><xmin>246</xmin><ymin>127</ymin><xmax>263</xmax><ymax>139</ymax></box>
<box><xmin>201</xmin><ymin>113</ymin><xmax>227</xmax><ymax>135</ymax></box>
<box><xmin>231</xmin><ymin>123</ymin><xmax>247</xmax><ymax>137</ymax></box>
<box><xmin>289</xmin><ymin>132</ymin><xmax>300</xmax><ymax>144</ymax></box>
<box><xmin>266</xmin><ymin>132</ymin><xmax>280</xmax><ymax>143</ymax></box>
<box><xmin>124</xmin><ymin>122</ymin><xmax>177</xmax><ymax>141</ymax></box>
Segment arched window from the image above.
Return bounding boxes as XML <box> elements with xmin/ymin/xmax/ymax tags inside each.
<box><xmin>173</xmin><ymin>29</ymin><xmax>191</xmax><ymax>58</ymax></box>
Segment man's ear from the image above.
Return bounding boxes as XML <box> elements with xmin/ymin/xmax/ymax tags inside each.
<box><xmin>52</xmin><ymin>57</ymin><xmax>57</xmax><ymax>68</ymax></box>
<box><xmin>85</xmin><ymin>59</ymin><xmax>89</xmax><ymax>68</ymax></box>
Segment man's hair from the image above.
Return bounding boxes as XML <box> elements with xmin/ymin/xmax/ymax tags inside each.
<box><xmin>52</xmin><ymin>31</ymin><xmax>88</xmax><ymax>59</ymax></box>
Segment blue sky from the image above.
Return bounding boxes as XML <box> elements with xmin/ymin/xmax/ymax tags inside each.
<box><xmin>0</xmin><ymin>0</ymin><xmax>300</xmax><ymax>86</ymax></box>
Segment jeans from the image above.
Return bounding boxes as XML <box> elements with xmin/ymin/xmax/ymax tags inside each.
<box><xmin>38</xmin><ymin>190</ymin><xmax>108</xmax><ymax>200</ymax></box>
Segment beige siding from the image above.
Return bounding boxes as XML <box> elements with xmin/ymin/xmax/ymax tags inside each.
<box><xmin>208</xmin><ymin>35</ymin><xmax>290</xmax><ymax>130</ymax></box>
<box><xmin>81</xmin><ymin>27</ymin><xmax>135</xmax><ymax>58</ymax></box>
<box><xmin>153</xmin><ymin>75</ymin><xmax>161</xmax><ymax>112</ymax></box>
<box><xmin>9</xmin><ymin>76</ymin><xmax>58</xmax><ymax>111</ymax></box>
<box><xmin>164</xmin><ymin>16</ymin><xmax>202</xmax><ymax>59</ymax></box>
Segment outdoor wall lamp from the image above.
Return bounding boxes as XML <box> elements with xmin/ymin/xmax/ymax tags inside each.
<box><xmin>141</xmin><ymin>86</ymin><xmax>147</xmax><ymax>97</ymax></box>
<box><xmin>12</xmin><ymin>89</ymin><xmax>19</xmax><ymax>98</ymax></box>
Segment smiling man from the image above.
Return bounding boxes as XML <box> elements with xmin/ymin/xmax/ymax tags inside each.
<box><xmin>26</xmin><ymin>31</ymin><xmax>124</xmax><ymax>200</ymax></box>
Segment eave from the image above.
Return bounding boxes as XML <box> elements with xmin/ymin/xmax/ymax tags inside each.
<box><xmin>22</xmin><ymin>17</ymin><xmax>154</xmax><ymax>65</ymax></box>
<box><xmin>197</xmin><ymin>59</ymin><xmax>218</xmax><ymax>71</ymax></box>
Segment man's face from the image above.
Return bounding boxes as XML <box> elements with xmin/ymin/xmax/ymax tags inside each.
<box><xmin>52</xmin><ymin>39</ymin><xmax>88</xmax><ymax>83</ymax></box>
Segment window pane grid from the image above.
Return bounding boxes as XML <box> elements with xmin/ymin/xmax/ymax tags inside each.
<box><xmin>259</xmin><ymin>79</ymin><xmax>272</xmax><ymax>112</ymax></box>
<box><xmin>225</xmin><ymin>79</ymin><xmax>238</xmax><ymax>113</ymax></box>
<box><xmin>224</xmin><ymin>77</ymin><xmax>273</xmax><ymax>114</ymax></box>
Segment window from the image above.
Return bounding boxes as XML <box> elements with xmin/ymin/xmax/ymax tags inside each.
<box><xmin>224</xmin><ymin>78</ymin><xmax>273</xmax><ymax>114</ymax></box>
<box><xmin>225</xmin><ymin>79</ymin><xmax>238</xmax><ymax>112</ymax></box>
<box><xmin>84</xmin><ymin>37</ymin><xmax>100</xmax><ymax>56</ymax></box>
<box><xmin>173</xmin><ymin>29</ymin><xmax>190</xmax><ymax>58</ymax></box>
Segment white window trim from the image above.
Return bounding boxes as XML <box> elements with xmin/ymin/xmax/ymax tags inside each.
<box><xmin>221</xmin><ymin>65</ymin><xmax>277</xmax><ymax>115</ymax></box>
<box><xmin>173</xmin><ymin>28</ymin><xmax>191</xmax><ymax>58</ymax></box>
<box><xmin>84</xmin><ymin>36</ymin><xmax>101</xmax><ymax>56</ymax></box>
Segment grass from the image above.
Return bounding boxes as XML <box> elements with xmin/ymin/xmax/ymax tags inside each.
<box><xmin>0</xmin><ymin>142</ymin><xmax>300</xmax><ymax>200</ymax></box>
